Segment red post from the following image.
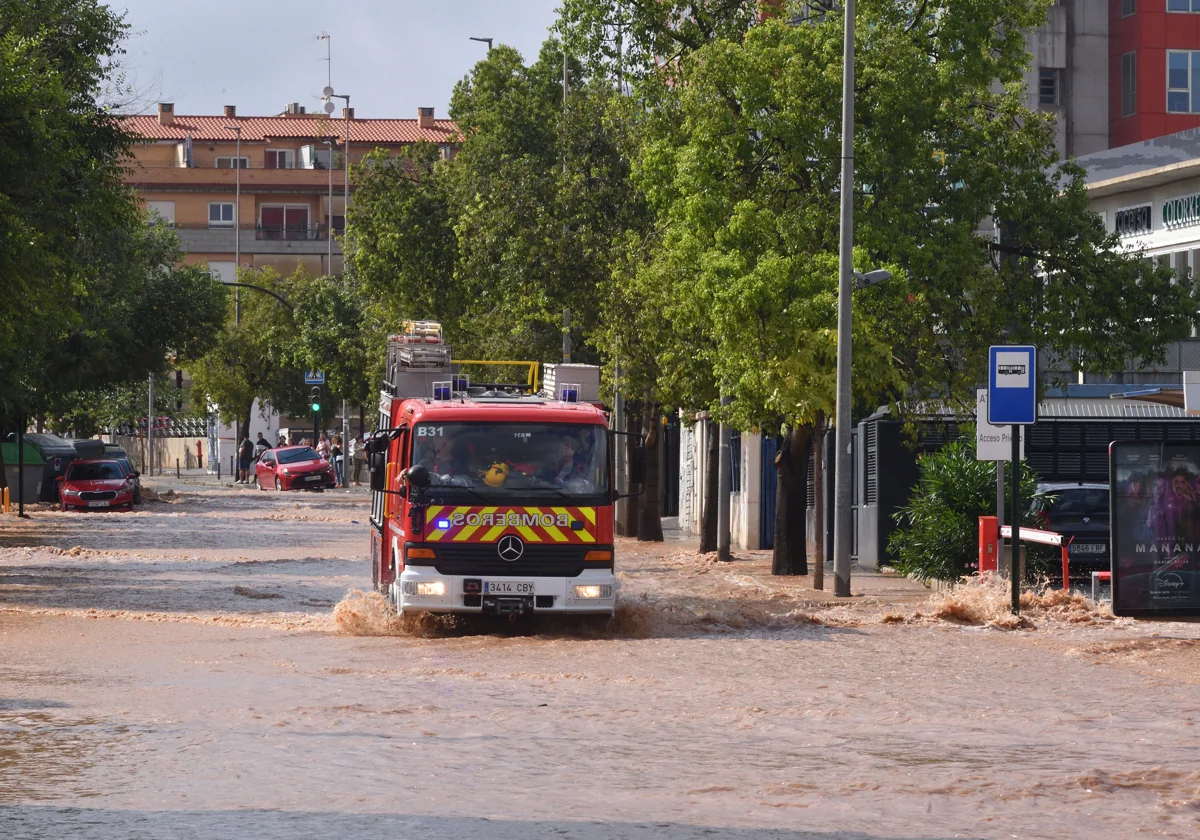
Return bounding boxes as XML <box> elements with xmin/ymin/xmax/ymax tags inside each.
<box><xmin>1062</xmin><ymin>538</ymin><xmax>1071</xmax><ymax>591</ymax></box>
<box><xmin>978</xmin><ymin>516</ymin><xmax>999</xmax><ymax>574</ymax></box>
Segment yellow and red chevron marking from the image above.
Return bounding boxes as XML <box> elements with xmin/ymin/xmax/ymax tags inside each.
<box><xmin>422</xmin><ymin>505</ymin><xmax>597</xmax><ymax>544</ymax></box>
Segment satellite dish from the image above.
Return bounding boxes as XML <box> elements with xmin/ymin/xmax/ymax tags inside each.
<box><xmin>323</xmin><ymin>101</ymin><xmax>336</xmax><ymax>114</ymax></box>
<box><xmin>322</xmin><ymin>86</ymin><xmax>335</xmax><ymax>97</ymax></box>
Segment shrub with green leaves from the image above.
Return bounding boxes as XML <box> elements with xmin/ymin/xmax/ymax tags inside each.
<box><xmin>889</xmin><ymin>429</ymin><xmax>1042</xmax><ymax>582</ymax></box>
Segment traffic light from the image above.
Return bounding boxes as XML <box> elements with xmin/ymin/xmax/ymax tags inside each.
<box><xmin>310</xmin><ymin>386</ymin><xmax>321</xmax><ymax>413</ymax></box>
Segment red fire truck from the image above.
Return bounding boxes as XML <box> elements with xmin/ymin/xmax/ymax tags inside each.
<box><xmin>366</xmin><ymin>323</ymin><xmax>630</xmax><ymax>617</ymax></box>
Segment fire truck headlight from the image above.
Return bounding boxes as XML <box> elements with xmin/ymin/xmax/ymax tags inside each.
<box><xmin>416</xmin><ymin>581</ymin><xmax>445</xmax><ymax>597</ymax></box>
<box><xmin>574</xmin><ymin>584</ymin><xmax>612</xmax><ymax>599</ymax></box>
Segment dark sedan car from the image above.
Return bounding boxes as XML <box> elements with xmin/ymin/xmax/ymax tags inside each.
<box><xmin>1033</xmin><ymin>482</ymin><xmax>1110</xmax><ymax>576</ymax></box>
<box><xmin>104</xmin><ymin>445</ymin><xmax>141</xmax><ymax>504</ymax></box>
<box><xmin>254</xmin><ymin>445</ymin><xmax>337</xmax><ymax>491</ymax></box>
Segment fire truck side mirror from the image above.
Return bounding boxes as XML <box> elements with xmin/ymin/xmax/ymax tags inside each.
<box><xmin>369</xmin><ymin>451</ymin><xmax>386</xmax><ymax>492</ymax></box>
<box><xmin>629</xmin><ymin>444</ymin><xmax>647</xmax><ymax>486</ymax></box>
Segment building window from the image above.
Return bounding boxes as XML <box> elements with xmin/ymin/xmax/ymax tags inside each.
<box><xmin>264</xmin><ymin>149</ymin><xmax>295</xmax><ymax>169</ymax></box>
<box><xmin>1123</xmin><ymin>0</ymin><xmax>1135</xmax><ymax>14</ymax></box>
<box><xmin>145</xmin><ymin>200</ymin><xmax>175</xmax><ymax>226</ymax></box>
<box><xmin>215</xmin><ymin>156</ymin><xmax>249</xmax><ymax>169</ymax></box>
<box><xmin>1122</xmin><ymin>52</ymin><xmax>1136</xmax><ymax>118</ymax></box>
<box><xmin>1167</xmin><ymin>51</ymin><xmax>1200</xmax><ymax>113</ymax></box>
<box><xmin>1167</xmin><ymin>0</ymin><xmax>1200</xmax><ymax>11</ymax></box>
<box><xmin>1038</xmin><ymin>69</ymin><xmax>1060</xmax><ymax>106</ymax></box>
<box><xmin>208</xmin><ymin>202</ymin><xmax>235</xmax><ymax>228</ymax></box>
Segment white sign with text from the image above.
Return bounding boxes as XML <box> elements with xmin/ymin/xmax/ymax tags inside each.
<box><xmin>976</xmin><ymin>389</ymin><xmax>1024</xmax><ymax>461</ymax></box>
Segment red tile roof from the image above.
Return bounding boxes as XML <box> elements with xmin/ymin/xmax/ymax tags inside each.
<box><xmin>121</xmin><ymin>114</ymin><xmax>459</xmax><ymax>145</ymax></box>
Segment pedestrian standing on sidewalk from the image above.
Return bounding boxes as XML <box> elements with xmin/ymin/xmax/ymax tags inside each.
<box><xmin>331</xmin><ymin>435</ymin><xmax>344</xmax><ymax>488</ymax></box>
<box><xmin>237</xmin><ymin>436</ymin><xmax>254</xmax><ymax>484</ymax></box>
<box><xmin>254</xmin><ymin>432</ymin><xmax>270</xmax><ymax>460</ymax></box>
<box><xmin>350</xmin><ymin>434</ymin><xmax>365</xmax><ymax>486</ymax></box>
<box><xmin>316</xmin><ymin>433</ymin><xmax>330</xmax><ymax>461</ymax></box>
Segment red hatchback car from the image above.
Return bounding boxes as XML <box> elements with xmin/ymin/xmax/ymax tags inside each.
<box><xmin>254</xmin><ymin>445</ymin><xmax>337</xmax><ymax>491</ymax></box>
<box><xmin>59</xmin><ymin>459</ymin><xmax>137</xmax><ymax>511</ymax></box>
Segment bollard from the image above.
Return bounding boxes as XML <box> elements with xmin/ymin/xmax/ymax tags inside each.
<box><xmin>217</xmin><ymin>461</ymin><xmax>221</xmax><ymax>480</ymax></box>
<box><xmin>2</xmin><ymin>486</ymin><xmax>8</xmax><ymax>513</ymax></box>
<box><xmin>176</xmin><ymin>458</ymin><xmax>180</xmax><ymax>479</ymax></box>
<box><xmin>230</xmin><ymin>455</ymin><xmax>234</xmax><ymax>479</ymax></box>
<box><xmin>978</xmin><ymin>516</ymin><xmax>999</xmax><ymax>574</ymax></box>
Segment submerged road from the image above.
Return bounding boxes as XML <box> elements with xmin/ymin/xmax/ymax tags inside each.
<box><xmin>1</xmin><ymin>478</ymin><xmax>1198</xmax><ymax>839</ymax></box>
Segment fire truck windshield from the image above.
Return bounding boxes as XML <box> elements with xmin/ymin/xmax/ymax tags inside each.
<box><xmin>411</xmin><ymin>422</ymin><xmax>609</xmax><ymax>498</ymax></box>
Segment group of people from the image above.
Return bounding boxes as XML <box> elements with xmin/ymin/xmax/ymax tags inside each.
<box><xmin>234</xmin><ymin>430</ymin><xmax>368</xmax><ymax>488</ymax></box>
<box><xmin>1123</xmin><ymin>467</ymin><xmax>1200</xmax><ymax>546</ymax></box>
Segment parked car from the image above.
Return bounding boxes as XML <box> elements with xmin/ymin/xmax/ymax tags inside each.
<box><xmin>58</xmin><ymin>459</ymin><xmax>137</xmax><ymax>511</ymax></box>
<box><xmin>1032</xmin><ymin>482</ymin><xmax>1110</xmax><ymax>576</ymax></box>
<box><xmin>254</xmin><ymin>445</ymin><xmax>337</xmax><ymax>491</ymax></box>
<box><xmin>104</xmin><ymin>444</ymin><xmax>141</xmax><ymax>504</ymax></box>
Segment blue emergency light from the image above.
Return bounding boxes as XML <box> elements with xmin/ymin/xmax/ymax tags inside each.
<box><xmin>452</xmin><ymin>376</ymin><xmax>469</xmax><ymax>391</ymax></box>
<box><xmin>436</xmin><ymin>518</ymin><xmax>451</xmax><ymax>530</ymax></box>
<box><xmin>433</xmin><ymin>386</ymin><xmax>451</xmax><ymax>400</ymax></box>
<box><xmin>560</xmin><ymin>388</ymin><xmax>578</xmax><ymax>403</ymax></box>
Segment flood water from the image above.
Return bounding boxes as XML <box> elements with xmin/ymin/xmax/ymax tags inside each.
<box><xmin>1</xmin><ymin>479</ymin><xmax>1199</xmax><ymax>838</ymax></box>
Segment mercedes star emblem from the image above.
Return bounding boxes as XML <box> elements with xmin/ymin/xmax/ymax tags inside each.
<box><xmin>1083</xmin><ymin>517</ymin><xmax>1090</xmax><ymax>524</ymax></box>
<box><xmin>497</xmin><ymin>535</ymin><xmax>524</xmax><ymax>562</ymax></box>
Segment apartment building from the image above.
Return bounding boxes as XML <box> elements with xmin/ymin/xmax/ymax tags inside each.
<box><xmin>122</xmin><ymin>102</ymin><xmax>458</xmax><ymax>280</ymax></box>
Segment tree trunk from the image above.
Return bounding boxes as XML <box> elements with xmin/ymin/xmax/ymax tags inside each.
<box><xmin>772</xmin><ymin>424</ymin><xmax>812</xmax><ymax>576</ymax></box>
<box><xmin>699</xmin><ymin>417</ymin><xmax>719</xmax><ymax>553</ymax></box>
<box><xmin>623</xmin><ymin>403</ymin><xmax>641</xmax><ymax>539</ymax></box>
<box><xmin>811</xmin><ymin>411</ymin><xmax>826</xmax><ymax>590</ymax></box>
<box><xmin>239</xmin><ymin>402</ymin><xmax>253</xmax><ymax>444</ymax></box>
<box><xmin>638</xmin><ymin>401</ymin><xmax>664</xmax><ymax>542</ymax></box>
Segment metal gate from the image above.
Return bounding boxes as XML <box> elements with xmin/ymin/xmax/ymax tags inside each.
<box><xmin>760</xmin><ymin>436</ymin><xmax>778</xmax><ymax>549</ymax></box>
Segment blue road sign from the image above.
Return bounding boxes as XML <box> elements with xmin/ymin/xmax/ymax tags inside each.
<box><xmin>304</xmin><ymin>370</ymin><xmax>326</xmax><ymax>385</ymax></box>
<box><xmin>987</xmin><ymin>345</ymin><xmax>1037</xmax><ymax>425</ymax></box>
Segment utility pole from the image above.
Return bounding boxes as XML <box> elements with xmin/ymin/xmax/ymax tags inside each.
<box><xmin>832</xmin><ymin>0</ymin><xmax>857</xmax><ymax>598</ymax></box>
<box><xmin>562</xmin><ymin>309</ymin><xmax>571</xmax><ymax>363</ymax></box>
<box><xmin>147</xmin><ymin>373</ymin><xmax>154</xmax><ymax>477</ymax></box>
<box><xmin>717</xmin><ymin>395</ymin><xmax>732</xmax><ymax>561</ymax></box>
<box><xmin>225</xmin><ymin>124</ymin><xmax>242</xmax><ymax>322</ymax></box>
<box><xmin>323</xmin><ymin>139</ymin><xmax>335</xmax><ymax>274</ymax></box>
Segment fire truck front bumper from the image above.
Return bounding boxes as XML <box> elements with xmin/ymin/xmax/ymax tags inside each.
<box><xmin>393</xmin><ymin>566</ymin><xmax>619</xmax><ymax>616</ymax></box>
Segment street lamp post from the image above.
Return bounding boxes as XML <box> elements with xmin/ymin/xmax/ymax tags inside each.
<box><xmin>225</xmin><ymin>124</ymin><xmax>242</xmax><ymax>323</ymax></box>
<box><xmin>323</xmin><ymin>89</ymin><xmax>351</xmax><ymax>275</ymax></box>
<box><xmin>469</xmin><ymin>36</ymin><xmax>493</xmax><ymax>52</ymax></box>
<box><xmin>832</xmin><ymin>0</ymin><xmax>858</xmax><ymax>598</ymax></box>
<box><xmin>322</xmin><ymin>139</ymin><xmax>335</xmax><ymax>274</ymax></box>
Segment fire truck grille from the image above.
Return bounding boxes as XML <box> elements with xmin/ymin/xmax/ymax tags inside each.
<box><xmin>429</xmin><ymin>543</ymin><xmax>612</xmax><ymax>578</ymax></box>
<box><xmin>80</xmin><ymin>491</ymin><xmax>117</xmax><ymax>501</ymax></box>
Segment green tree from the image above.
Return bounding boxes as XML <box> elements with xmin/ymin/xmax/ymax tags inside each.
<box><xmin>609</xmin><ymin>5</ymin><xmax>1196</xmax><ymax>569</ymax></box>
<box><xmin>188</xmin><ymin>268</ymin><xmax>305</xmax><ymax>441</ymax></box>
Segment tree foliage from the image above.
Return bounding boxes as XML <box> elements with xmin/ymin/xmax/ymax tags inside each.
<box><xmin>0</xmin><ymin>0</ymin><xmax>227</xmax><ymax>431</ymax></box>
<box><xmin>889</xmin><ymin>432</ymin><xmax>1043</xmax><ymax>582</ymax></box>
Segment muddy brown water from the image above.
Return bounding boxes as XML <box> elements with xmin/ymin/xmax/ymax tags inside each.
<box><xmin>1</xmin><ymin>479</ymin><xmax>1199</xmax><ymax>838</ymax></box>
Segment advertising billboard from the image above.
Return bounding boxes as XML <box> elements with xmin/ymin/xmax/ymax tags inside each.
<box><xmin>1110</xmin><ymin>441</ymin><xmax>1200</xmax><ymax>618</ymax></box>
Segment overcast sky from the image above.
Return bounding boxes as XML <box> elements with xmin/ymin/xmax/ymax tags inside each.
<box><xmin>105</xmin><ymin>0</ymin><xmax>561</xmax><ymax>119</ymax></box>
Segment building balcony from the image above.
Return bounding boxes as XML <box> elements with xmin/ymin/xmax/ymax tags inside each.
<box><xmin>126</xmin><ymin>163</ymin><xmax>348</xmax><ymax>193</ymax></box>
<box><xmin>173</xmin><ymin>224</ymin><xmax>342</xmax><ymax>256</ymax></box>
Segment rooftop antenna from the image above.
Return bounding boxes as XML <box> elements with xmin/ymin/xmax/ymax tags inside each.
<box><xmin>314</xmin><ymin>32</ymin><xmax>331</xmax><ymax>91</ymax></box>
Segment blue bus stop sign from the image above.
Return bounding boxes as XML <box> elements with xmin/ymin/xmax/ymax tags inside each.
<box><xmin>987</xmin><ymin>345</ymin><xmax>1037</xmax><ymax>426</ymax></box>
